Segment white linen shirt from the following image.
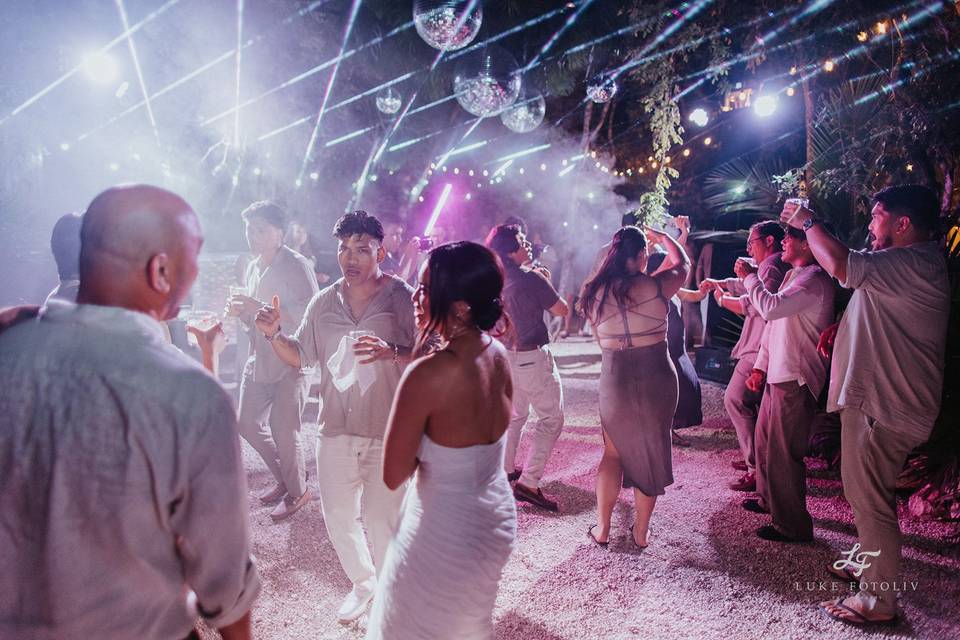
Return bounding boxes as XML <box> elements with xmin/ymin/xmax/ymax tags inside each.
<box><xmin>746</xmin><ymin>264</ymin><xmax>835</xmax><ymax>397</ymax></box>
<box><xmin>0</xmin><ymin>301</ymin><xmax>259</xmax><ymax>640</ymax></box>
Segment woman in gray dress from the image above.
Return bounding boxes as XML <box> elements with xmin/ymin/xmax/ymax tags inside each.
<box><xmin>580</xmin><ymin>225</ymin><xmax>691</xmax><ymax>548</ymax></box>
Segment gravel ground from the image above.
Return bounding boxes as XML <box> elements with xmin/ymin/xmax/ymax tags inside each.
<box><xmin>208</xmin><ymin>338</ymin><xmax>960</xmax><ymax>639</ymax></box>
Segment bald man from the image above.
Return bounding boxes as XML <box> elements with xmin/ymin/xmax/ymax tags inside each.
<box><xmin>0</xmin><ymin>185</ymin><xmax>259</xmax><ymax>640</ymax></box>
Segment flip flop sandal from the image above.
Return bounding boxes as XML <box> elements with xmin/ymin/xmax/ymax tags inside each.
<box><xmin>820</xmin><ymin>598</ymin><xmax>898</xmax><ymax>628</ymax></box>
<box><xmin>587</xmin><ymin>525</ymin><xmax>608</xmax><ymax>547</ymax></box>
<box><xmin>631</xmin><ymin>523</ymin><xmax>652</xmax><ymax>549</ymax></box>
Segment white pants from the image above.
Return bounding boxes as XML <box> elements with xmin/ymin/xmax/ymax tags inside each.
<box><xmin>316</xmin><ymin>434</ymin><xmax>406</xmax><ymax>588</ymax></box>
<box><xmin>504</xmin><ymin>346</ymin><xmax>565</xmax><ymax>489</ymax></box>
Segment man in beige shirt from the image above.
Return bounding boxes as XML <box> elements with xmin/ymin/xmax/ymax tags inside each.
<box><xmin>227</xmin><ymin>201</ymin><xmax>319</xmax><ymax>520</ymax></box>
<box><xmin>782</xmin><ymin>185</ymin><xmax>949</xmax><ymax>627</ymax></box>
<box><xmin>0</xmin><ymin>185</ymin><xmax>259</xmax><ymax>640</ymax></box>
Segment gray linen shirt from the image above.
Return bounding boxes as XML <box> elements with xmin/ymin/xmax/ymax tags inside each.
<box><xmin>293</xmin><ymin>275</ymin><xmax>415</xmax><ymax>439</ymax></box>
<box><xmin>0</xmin><ymin>301</ymin><xmax>259</xmax><ymax>640</ymax></box>
<box><xmin>243</xmin><ymin>245</ymin><xmax>319</xmax><ymax>383</ymax></box>
<box><xmin>828</xmin><ymin>241</ymin><xmax>949</xmax><ymax>437</ymax></box>
<box><xmin>722</xmin><ymin>252</ymin><xmax>789</xmax><ymax>360</ymax></box>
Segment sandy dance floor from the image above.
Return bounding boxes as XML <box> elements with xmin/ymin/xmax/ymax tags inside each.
<box><xmin>206</xmin><ymin>338</ymin><xmax>960</xmax><ymax>639</ymax></box>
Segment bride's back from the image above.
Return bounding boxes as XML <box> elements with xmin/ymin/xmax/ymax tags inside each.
<box><xmin>421</xmin><ymin>334</ymin><xmax>512</xmax><ymax>448</ymax></box>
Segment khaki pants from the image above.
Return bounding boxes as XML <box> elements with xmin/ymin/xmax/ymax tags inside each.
<box><xmin>504</xmin><ymin>346</ymin><xmax>564</xmax><ymax>489</ymax></box>
<box><xmin>724</xmin><ymin>355</ymin><xmax>763</xmax><ymax>471</ymax></box>
<box><xmin>755</xmin><ymin>381</ymin><xmax>817</xmax><ymax>540</ymax></box>
<box><xmin>840</xmin><ymin>408</ymin><xmax>929</xmax><ymax>616</ymax></box>
<box><xmin>237</xmin><ymin>370</ymin><xmax>308</xmax><ymax>499</ymax></box>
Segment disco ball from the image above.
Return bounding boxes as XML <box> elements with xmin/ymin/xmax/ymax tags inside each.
<box><xmin>586</xmin><ymin>74</ymin><xmax>618</xmax><ymax>103</ymax></box>
<box><xmin>453</xmin><ymin>46</ymin><xmax>521</xmax><ymax>117</ymax></box>
<box><xmin>376</xmin><ymin>86</ymin><xmax>402</xmax><ymax>114</ymax></box>
<box><xmin>413</xmin><ymin>0</ymin><xmax>483</xmax><ymax>52</ymax></box>
<box><xmin>500</xmin><ymin>93</ymin><xmax>545</xmax><ymax>133</ymax></box>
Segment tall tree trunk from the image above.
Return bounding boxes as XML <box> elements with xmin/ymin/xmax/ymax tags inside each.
<box><xmin>801</xmin><ymin>78</ymin><xmax>815</xmax><ymax>196</ymax></box>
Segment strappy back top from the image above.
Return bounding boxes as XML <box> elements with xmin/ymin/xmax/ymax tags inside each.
<box><xmin>594</xmin><ymin>276</ymin><xmax>669</xmax><ymax>349</ymax></box>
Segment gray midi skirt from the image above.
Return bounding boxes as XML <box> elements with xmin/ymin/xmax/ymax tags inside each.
<box><xmin>599</xmin><ymin>342</ymin><xmax>678</xmax><ymax>496</ymax></box>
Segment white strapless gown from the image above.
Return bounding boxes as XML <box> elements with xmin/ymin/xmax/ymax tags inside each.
<box><xmin>366</xmin><ymin>433</ymin><xmax>517</xmax><ymax>639</ymax></box>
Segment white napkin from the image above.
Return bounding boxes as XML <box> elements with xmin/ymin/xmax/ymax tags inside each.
<box><xmin>326</xmin><ymin>335</ymin><xmax>377</xmax><ymax>396</ymax></box>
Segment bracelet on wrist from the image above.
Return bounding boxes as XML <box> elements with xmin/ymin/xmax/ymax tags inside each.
<box><xmin>264</xmin><ymin>326</ymin><xmax>281</xmax><ymax>342</ymax></box>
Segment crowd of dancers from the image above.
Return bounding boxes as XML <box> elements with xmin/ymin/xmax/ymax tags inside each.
<box><xmin>0</xmin><ymin>181</ymin><xmax>949</xmax><ymax>638</ymax></box>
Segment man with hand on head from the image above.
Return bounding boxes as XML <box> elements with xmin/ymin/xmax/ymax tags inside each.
<box><xmin>227</xmin><ymin>201</ymin><xmax>319</xmax><ymax>521</ymax></box>
<box><xmin>487</xmin><ymin>223</ymin><xmax>569</xmax><ymax>512</ymax></box>
<box><xmin>0</xmin><ymin>184</ymin><xmax>259</xmax><ymax>640</ymax></box>
<box><xmin>255</xmin><ymin>210</ymin><xmax>416</xmax><ymax>625</ymax></box>
<box><xmin>783</xmin><ymin>185</ymin><xmax>949</xmax><ymax>627</ymax></box>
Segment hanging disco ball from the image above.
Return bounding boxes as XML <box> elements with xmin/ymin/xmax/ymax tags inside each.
<box><xmin>586</xmin><ymin>74</ymin><xmax>618</xmax><ymax>103</ymax></box>
<box><xmin>453</xmin><ymin>46</ymin><xmax>521</xmax><ymax>117</ymax></box>
<box><xmin>500</xmin><ymin>93</ymin><xmax>546</xmax><ymax>133</ymax></box>
<box><xmin>376</xmin><ymin>86</ymin><xmax>402</xmax><ymax>114</ymax></box>
<box><xmin>413</xmin><ymin>0</ymin><xmax>483</xmax><ymax>52</ymax></box>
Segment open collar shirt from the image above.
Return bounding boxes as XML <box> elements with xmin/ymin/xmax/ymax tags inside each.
<box><xmin>0</xmin><ymin>301</ymin><xmax>259</xmax><ymax>640</ymax></box>
<box><xmin>292</xmin><ymin>274</ymin><xmax>415</xmax><ymax>440</ymax></box>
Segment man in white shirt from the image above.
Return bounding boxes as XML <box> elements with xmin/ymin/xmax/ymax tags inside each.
<box><xmin>0</xmin><ymin>185</ymin><xmax>259</xmax><ymax>640</ymax></box>
<box><xmin>782</xmin><ymin>185</ymin><xmax>949</xmax><ymax>627</ymax></box>
<box><xmin>737</xmin><ymin>224</ymin><xmax>835</xmax><ymax>543</ymax></box>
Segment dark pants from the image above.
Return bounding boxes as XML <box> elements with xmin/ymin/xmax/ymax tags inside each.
<box><xmin>755</xmin><ymin>381</ymin><xmax>817</xmax><ymax>540</ymax></box>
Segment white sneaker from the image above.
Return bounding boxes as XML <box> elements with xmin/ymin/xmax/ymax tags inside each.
<box><xmin>269</xmin><ymin>487</ymin><xmax>312</xmax><ymax>521</ymax></box>
<box><xmin>337</xmin><ymin>580</ymin><xmax>375</xmax><ymax>624</ymax></box>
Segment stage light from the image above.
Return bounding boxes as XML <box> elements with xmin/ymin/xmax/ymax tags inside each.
<box><xmin>733</xmin><ymin>183</ymin><xmax>747</xmax><ymax>194</ymax></box>
<box><xmin>754</xmin><ymin>95</ymin><xmax>778</xmax><ymax>117</ymax></box>
<box><xmin>253</xmin><ymin>167</ymin><xmax>262</xmax><ymax>176</ymax></box>
<box><xmin>875</xmin><ymin>21</ymin><xmax>887</xmax><ymax>35</ymax></box>
<box><xmin>525</xmin><ymin>191</ymin><xmax>533</xmax><ymax>199</ymax></box>
<box><xmin>83</xmin><ymin>52</ymin><xmax>118</xmax><ymax>84</ymax></box>
<box><xmin>688</xmin><ymin>108</ymin><xmax>709</xmax><ymax>127</ymax></box>
<box><xmin>453</xmin><ymin>167</ymin><xmax>459</xmax><ymax>174</ymax></box>
<box><xmin>540</xmin><ymin>163</ymin><xmax>546</xmax><ymax>171</ymax></box>
<box><xmin>786</xmin><ymin>86</ymin><xmax>796</xmax><ymax>97</ymax></box>
<box><xmin>704</xmin><ymin>137</ymin><xmax>712</xmax><ymax>145</ymax></box>
<box><xmin>824</xmin><ymin>59</ymin><xmax>835</xmax><ymax>72</ymax></box>
<box><xmin>519</xmin><ymin>167</ymin><xmax>525</xmax><ymax>174</ymax></box>
<box><xmin>465</xmin><ymin>192</ymin><xmax>472</xmax><ymax>200</ymax></box>
<box><xmin>683</xmin><ymin>148</ymin><xmax>691</xmax><ymax>157</ymax></box>
<box><xmin>60</xmin><ymin>142</ymin><xmax>70</xmax><ymax>151</ymax></box>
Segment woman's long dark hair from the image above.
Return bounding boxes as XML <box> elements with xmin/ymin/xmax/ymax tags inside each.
<box><xmin>579</xmin><ymin>226</ymin><xmax>648</xmax><ymax>321</ymax></box>
<box><xmin>415</xmin><ymin>241</ymin><xmax>510</xmax><ymax>354</ymax></box>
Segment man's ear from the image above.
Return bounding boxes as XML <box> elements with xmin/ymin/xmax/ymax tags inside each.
<box><xmin>376</xmin><ymin>245</ymin><xmax>386</xmax><ymax>264</ymax></box>
<box><xmin>895</xmin><ymin>215</ymin><xmax>912</xmax><ymax>235</ymax></box>
<box><xmin>147</xmin><ymin>253</ymin><xmax>171</xmax><ymax>294</ymax></box>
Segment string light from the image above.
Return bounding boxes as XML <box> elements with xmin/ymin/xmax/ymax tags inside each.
<box><xmin>789</xmin><ymin>65</ymin><xmax>797</xmax><ymax>75</ymax></box>
<box><xmin>786</xmin><ymin>86</ymin><xmax>796</xmax><ymax>96</ymax></box>
<box><xmin>651</xmin><ymin>161</ymin><xmax>658</xmax><ymax>168</ymax></box>
<box><xmin>906</xmin><ymin>162</ymin><xmax>914</xmax><ymax>172</ymax></box>
<box><xmin>857</xmin><ymin>31</ymin><xmax>869</xmax><ymax>42</ymax></box>
<box><xmin>824</xmin><ymin>59</ymin><xmax>836</xmax><ymax>72</ymax></box>
<box><xmin>704</xmin><ymin>137</ymin><xmax>712</xmax><ymax>145</ymax></box>
<box><xmin>875</xmin><ymin>20</ymin><xmax>887</xmax><ymax>35</ymax></box>
<box><xmin>682</xmin><ymin>148</ymin><xmax>691</xmax><ymax>157</ymax></box>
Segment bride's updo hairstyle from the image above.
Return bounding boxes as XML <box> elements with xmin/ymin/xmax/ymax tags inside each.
<box><xmin>416</xmin><ymin>241</ymin><xmax>508</xmax><ymax>352</ymax></box>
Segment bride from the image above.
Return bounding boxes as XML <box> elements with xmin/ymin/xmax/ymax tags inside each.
<box><xmin>366</xmin><ymin>241</ymin><xmax>517</xmax><ymax>639</ymax></box>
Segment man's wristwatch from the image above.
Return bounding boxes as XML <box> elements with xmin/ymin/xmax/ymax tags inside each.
<box><xmin>264</xmin><ymin>326</ymin><xmax>281</xmax><ymax>342</ymax></box>
<box><xmin>802</xmin><ymin>217</ymin><xmax>821</xmax><ymax>231</ymax></box>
